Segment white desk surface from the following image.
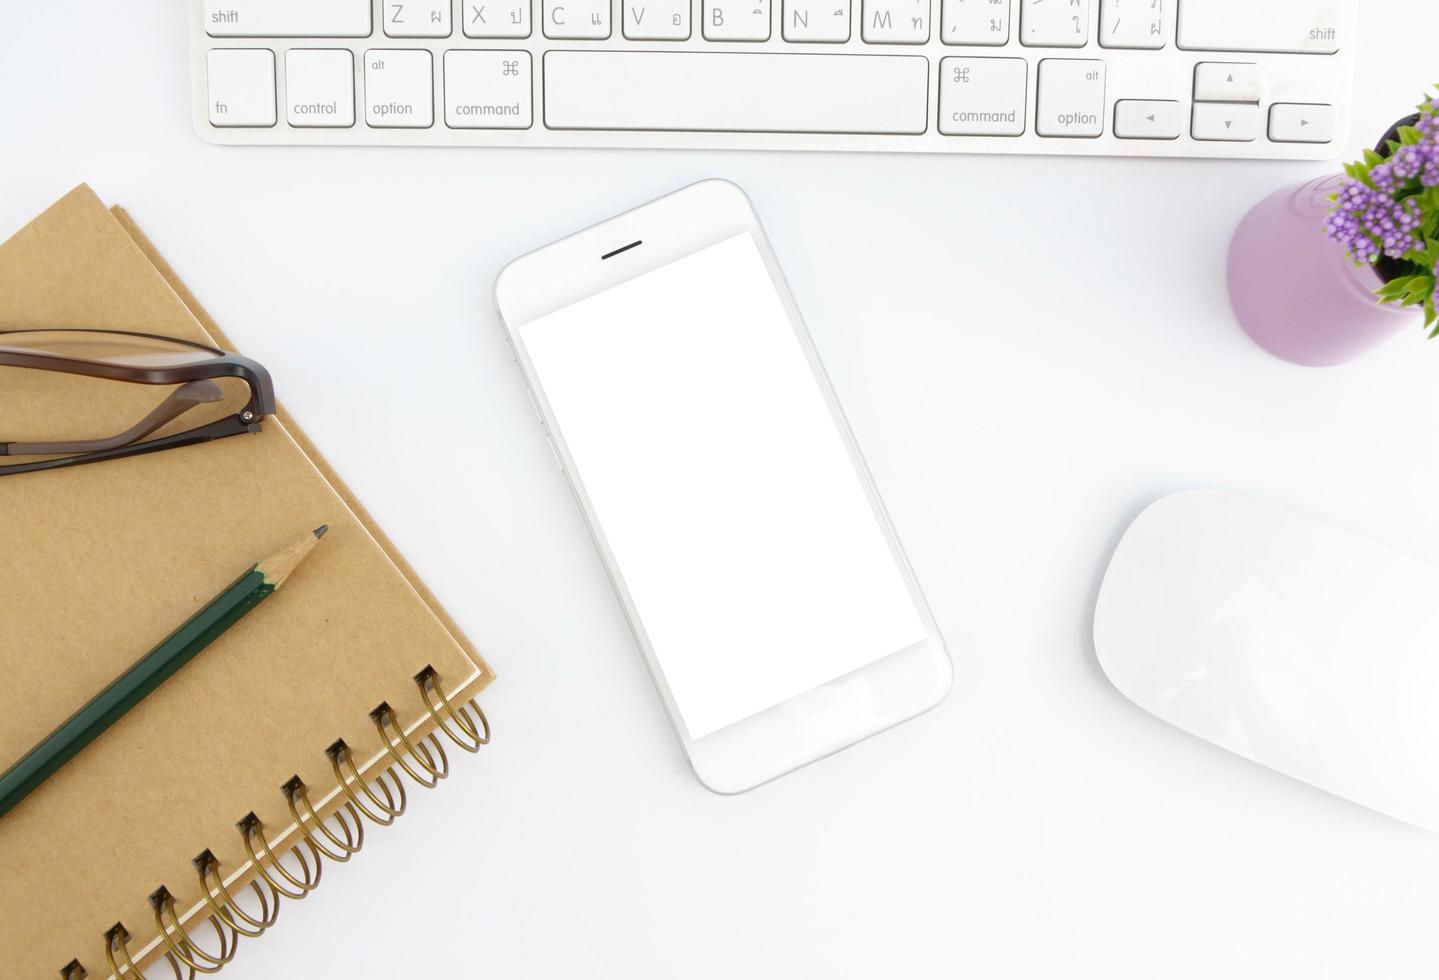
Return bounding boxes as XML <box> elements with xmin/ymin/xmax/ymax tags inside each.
<box><xmin>5</xmin><ymin>4</ymin><xmax>1439</xmax><ymax>977</ymax></box>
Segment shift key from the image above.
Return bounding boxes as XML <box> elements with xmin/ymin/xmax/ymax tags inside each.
<box><xmin>1176</xmin><ymin>0</ymin><xmax>1344</xmax><ymax>54</ymax></box>
<box><xmin>205</xmin><ymin>0</ymin><xmax>372</xmax><ymax>37</ymax></box>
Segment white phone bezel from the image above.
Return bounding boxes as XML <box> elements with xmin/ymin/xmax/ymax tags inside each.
<box><xmin>494</xmin><ymin>179</ymin><xmax>952</xmax><ymax>793</ymax></box>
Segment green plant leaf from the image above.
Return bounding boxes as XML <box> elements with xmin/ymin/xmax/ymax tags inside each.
<box><xmin>1377</xmin><ymin>274</ymin><xmax>1414</xmax><ymax>298</ymax></box>
<box><xmin>1377</xmin><ymin>284</ymin><xmax>1411</xmax><ymax>306</ymax></box>
<box><xmin>1403</xmin><ymin>246</ymin><xmax>1435</xmax><ymax>270</ymax></box>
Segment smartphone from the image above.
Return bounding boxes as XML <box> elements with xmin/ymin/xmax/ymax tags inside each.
<box><xmin>494</xmin><ymin>180</ymin><xmax>951</xmax><ymax>792</ymax></box>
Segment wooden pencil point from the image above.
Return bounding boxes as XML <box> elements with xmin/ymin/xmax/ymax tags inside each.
<box><xmin>258</xmin><ymin>526</ymin><xmax>330</xmax><ymax>589</ymax></box>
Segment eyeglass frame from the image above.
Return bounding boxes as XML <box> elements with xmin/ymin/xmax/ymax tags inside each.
<box><xmin>0</xmin><ymin>328</ymin><xmax>275</xmax><ymax>477</ymax></box>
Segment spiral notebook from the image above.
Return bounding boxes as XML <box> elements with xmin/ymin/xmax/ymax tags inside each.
<box><xmin>0</xmin><ymin>186</ymin><xmax>495</xmax><ymax>979</ymax></box>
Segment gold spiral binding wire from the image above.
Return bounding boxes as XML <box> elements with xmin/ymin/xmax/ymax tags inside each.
<box><xmin>283</xmin><ymin>776</ymin><xmax>365</xmax><ymax>862</ymax></box>
<box><xmin>151</xmin><ymin>886</ymin><xmax>238</xmax><ymax>974</ymax></box>
<box><xmin>328</xmin><ymin>738</ymin><xmax>408</xmax><ymax>826</ymax></box>
<box><xmin>371</xmin><ymin>701</ymin><xmax>451</xmax><ymax>787</ymax></box>
<box><xmin>194</xmin><ymin>850</ymin><xmax>280</xmax><ymax>939</ymax></box>
<box><xmin>102</xmin><ymin>926</ymin><xmax>136</xmax><ymax>978</ymax></box>
<box><xmin>73</xmin><ymin>671</ymin><xmax>488</xmax><ymax>979</ymax></box>
<box><xmin>103</xmin><ymin>924</ymin><xmax>195</xmax><ymax>980</ymax></box>
<box><xmin>239</xmin><ymin>812</ymin><xmax>324</xmax><ymax>901</ymax></box>
<box><xmin>416</xmin><ymin>665</ymin><xmax>491</xmax><ymax>753</ymax></box>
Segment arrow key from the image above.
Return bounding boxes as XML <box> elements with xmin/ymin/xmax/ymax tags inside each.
<box><xmin>1193</xmin><ymin>102</ymin><xmax>1260</xmax><ymax>142</ymax></box>
<box><xmin>1194</xmin><ymin>62</ymin><xmax>1260</xmax><ymax>103</ymax></box>
<box><xmin>1114</xmin><ymin>99</ymin><xmax>1182</xmax><ymax>140</ymax></box>
<box><xmin>1269</xmin><ymin>102</ymin><xmax>1337</xmax><ymax>144</ymax></box>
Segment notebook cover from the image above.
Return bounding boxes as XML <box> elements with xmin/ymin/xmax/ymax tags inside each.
<box><xmin>0</xmin><ymin>185</ymin><xmax>494</xmax><ymax>978</ymax></box>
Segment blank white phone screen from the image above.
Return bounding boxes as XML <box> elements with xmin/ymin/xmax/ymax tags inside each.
<box><xmin>519</xmin><ymin>232</ymin><xmax>928</xmax><ymax>739</ymax></box>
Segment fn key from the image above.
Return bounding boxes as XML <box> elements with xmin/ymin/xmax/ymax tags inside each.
<box><xmin>207</xmin><ymin>49</ymin><xmax>276</xmax><ymax>127</ymax></box>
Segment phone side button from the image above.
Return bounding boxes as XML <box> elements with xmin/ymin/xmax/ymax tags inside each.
<box><xmin>545</xmin><ymin>432</ymin><xmax>564</xmax><ymax>472</ymax></box>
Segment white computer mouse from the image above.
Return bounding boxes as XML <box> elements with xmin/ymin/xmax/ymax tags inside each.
<box><xmin>1094</xmin><ymin>490</ymin><xmax>1439</xmax><ymax>833</ymax></box>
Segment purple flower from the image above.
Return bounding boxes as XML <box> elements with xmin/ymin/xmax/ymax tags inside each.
<box><xmin>1326</xmin><ymin>98</ymin><xmax>1439</xmax><ymax>265</ymax></box>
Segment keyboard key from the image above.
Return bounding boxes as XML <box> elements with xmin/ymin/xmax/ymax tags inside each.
<box><xmin>285</xmin><ymin>49</ymin><xmax>354</xmax><ymax>127</ymax></box>
<box><xmin>207</xmin><ymin>49</ymin><xmax>276</xmax><ymax>127</ymax></box>
<box><xmin>204</xmin><ymin>0</ymin><xmax>371</xmax><ymax>37</ymax></box>
<box><xmin>464</xmin><ymin>0</ymin><xmax>533</xmax><ymax>37</ymax></box>
<box><xmin>1113</xmin><ymin>98</ymin><xmax>1180</xmax><ymax>139</ymax></box>
<box><xmin>783</xmin><ymin>0</ymin><xmax>850</xmax><ymax>42</ymax></box>
<box><xmin>1099</xmin><ymin>0</ymin><xmax>1164</xmax><ymax>49</ymax></box>
<box><xmin>191</xmin><ymin>0</ymin><xmax>1354</xmax><ymax>160</ymax></box>
<box><xmin>1191</xmin><ymin>102</ymin><xmax>1259</xmax><ymax>141</ymax></box>
<box><xmin>1036</xmin><ymin>59</ymin><xmax>1104</xmax><ymax>137</ymax></box>
<box><xmin>941</xmin><ymin>0</ymin><xmax>1010</xmax><ymax>45</ymax></box>
<box><xmin>543</xmin><ymin>52</ymin><xmax>928</xmax><ymax>134</ymax></box>
<box><xmin>704</xmin><ymin>0</ymin><xmax>772</xmax><ymax>40</ymax></box>
<box><xmin>1021</xmin><ymin>0</ymin><xmax>1089</xmax><ymax>47</ymax></box>
<box><xmin>383</xmin><ymin>0</ymin><xmax>452</xmax><ymax>37</ymax></box>
<box><xmin>544</xmin><ymin>0</ymin><xmax>612</xmax><ymax>38</ymax></box>
<box><xmin>862</xmin><ymin>0</ymin><xmax>930</xmax><ymax>43</ymax></box>
<box><xmin>364</xmin><ymin>49</ymin><xmax>433</xmax><ymax>127</ymax></box>
<box><xmin>938</xmin><ymin>57</ymin><xmax>1026</xmax><ymax>136</ymax></box>
<box><xmin>627</xmin><ymin>0</ymin><xmax>692</xmax><ymax>39</ymax></box>
<box><xmin>1268</xmin><ymin>102</ymin><xmax>1335</xmax><ymax>143</ymax></box>
<box><xmin>1177</xmin><ymin>0</ymin><xmax>1341</xmax><ymax>54</ymax></box>
<box><xmin>1193</xmin><ymin>62</ymin><xmax>1259</xmax><ymax>102</ymax></box>
<box><xmin>444</xmin><ymin>51</ymin><xmax>532</xmax><ymax>128</ymax></box>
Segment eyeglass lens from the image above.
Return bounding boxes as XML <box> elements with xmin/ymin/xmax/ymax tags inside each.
<box><xmin>0</xmin><ymin>331</ymin><xmax>249</xmax><ymax>456</ymax></box>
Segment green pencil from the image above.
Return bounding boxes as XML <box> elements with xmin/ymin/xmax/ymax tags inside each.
<box><xmin>0</xmin><ymin>525</ymin><xmax>329</xmax><ymax>821</ymax></box>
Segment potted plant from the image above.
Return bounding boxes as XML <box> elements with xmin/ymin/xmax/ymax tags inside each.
<box><xmin>1227</xmin><ymin>92</ymin><xmax>1439</xmax><ymax>366</ymax></box>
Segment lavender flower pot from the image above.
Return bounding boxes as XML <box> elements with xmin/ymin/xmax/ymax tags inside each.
<box><xmin>1227</xmin><ymin>176</ymin><xmax>1413</xmax><ymax>366</ymax></box>
<box><xmin>1227</xmin><ymin>116</ymin><xmax>1422</xmax><ymax>367</ymax></box>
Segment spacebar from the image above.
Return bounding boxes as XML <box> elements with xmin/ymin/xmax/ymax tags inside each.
<box><xmin>543</xmin><ymin>52</ymin><xmax>930</xmax><ymax>135</ymax></box>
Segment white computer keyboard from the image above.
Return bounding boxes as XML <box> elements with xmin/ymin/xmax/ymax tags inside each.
<box><xmin>190</xmin><ymin>0</ymin><xmax>1357</xmax><ymax>159</ymax></box>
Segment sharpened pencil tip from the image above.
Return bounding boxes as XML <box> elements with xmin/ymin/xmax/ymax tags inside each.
<box><xmin>314</xmin><ymin>524</ymin><xmax>329</xmax><ymax>539</ymax></box>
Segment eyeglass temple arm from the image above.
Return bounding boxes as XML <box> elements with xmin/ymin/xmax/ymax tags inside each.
<box><xmin>0</xmin><ymin>413</ymin><xmax>260</xmax><ymax>477</ymax></box>
<box><xmin>0</xmin><ymin>380</ymin><xmax>224</xmax><ymax>457</ymax></box>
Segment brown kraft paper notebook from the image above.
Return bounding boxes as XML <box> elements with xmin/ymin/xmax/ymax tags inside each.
<box><xmin>0</xmin><ymin>185</ymin><xmax>495</xmax><ymax>978</ymax></box>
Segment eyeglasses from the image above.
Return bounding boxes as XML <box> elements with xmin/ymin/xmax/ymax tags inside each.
<box><xmin>0</xmin><ymin>329</ymin><xmax>275</xmax><ymax>476</ymax></box>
